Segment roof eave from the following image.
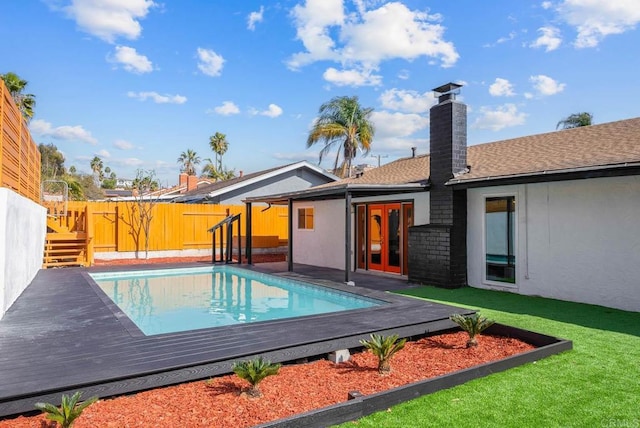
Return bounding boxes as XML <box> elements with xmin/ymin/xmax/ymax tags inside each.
<box><xmin>448</xmin><ymin>162</ymin><xmax>640</xmax><ymax>189</ymax></box>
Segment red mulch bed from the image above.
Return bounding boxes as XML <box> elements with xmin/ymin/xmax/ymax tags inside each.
<box><xmin>0</xmin><ymin>332</ymin><xmax>534</xmax><ymax>427</ymax></box>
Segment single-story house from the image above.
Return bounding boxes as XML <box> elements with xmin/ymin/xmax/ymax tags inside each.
<box><xmin>173</xmin><ymin>161</ymin><xmax>337</xmax><ymax>204</ymax></box>
<box><xmin>245</xmin><ymin>83</ymin><xmax>640</xmax><ymax>313</ymax></box>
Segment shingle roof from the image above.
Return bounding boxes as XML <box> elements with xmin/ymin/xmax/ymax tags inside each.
<box><xmin>180</xmin><ymin>164</ymin><xmax>285</xmax><ymax>197</ymax></box>
<box><xmin>320</xmin><ymin>116</ymin><xmax>640</xmax><ymax>188</ymax></box>
<box><xmin>460</xmin><ymin>116</ymin><xmax>640</xmax><ymax>182</ymax></box>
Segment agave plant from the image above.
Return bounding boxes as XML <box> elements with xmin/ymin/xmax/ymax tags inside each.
<box><xmin>232</xmin><ymin>357</ymin><xmax>281</xmax><ymax>397</ymax></box>
<box><xmin>34</xmin><ymin>391</ymin><xmax>98</xmax><ymax>428</ymax></box>
<box><xmin>449</xmin><ymin>313</ymin><xmax>495</xmax><ymax>348</ymax></box>
<box><xmin>360</xmin><ymin>333</ymin><xmax>407</xmax><ymax>374</ymax></box>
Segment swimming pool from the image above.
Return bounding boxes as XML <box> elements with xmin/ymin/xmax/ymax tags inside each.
<box><xmin>90</xmin><ymin>266</ymin><xmax>382</xmax><ymax>336</ymax></box>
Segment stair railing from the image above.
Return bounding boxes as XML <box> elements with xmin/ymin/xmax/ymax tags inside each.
<box><xmin>208</xmin><ymin>213</ymin><xmax>242</xmax><ymax>264</ymax></box>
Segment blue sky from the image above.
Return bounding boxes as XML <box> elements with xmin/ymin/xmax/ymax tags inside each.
<box><xmin>2</xmin><ymin>0</ymin><xmax>639</xmax><ymax>187</ymax></box>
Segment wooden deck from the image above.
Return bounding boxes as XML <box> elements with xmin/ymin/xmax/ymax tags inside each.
<box><xmin>0</xmin><ymin>262</ymin><xmax>471</xmax><ymax>417</ymax></box>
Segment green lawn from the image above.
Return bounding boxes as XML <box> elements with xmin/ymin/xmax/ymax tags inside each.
<box><xmin>339</xmin><ymin>287</ymin><xmax>640</xmax><ymax>428</ymax></box>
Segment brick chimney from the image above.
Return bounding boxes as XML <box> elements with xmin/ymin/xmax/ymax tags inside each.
<box><xmin>187</xmin><ymin>174</ymin><xmax>198</xmax><ymax>191</ymax></box>
<box><xmin>179</xmin><ymin>172</ymin><xmax>188</xmax><ymax>193</ymax></box>
<box><xmin>408</xmin><ymin>83</ymin><xmax>467</xmax><ymax>288</ymax></box>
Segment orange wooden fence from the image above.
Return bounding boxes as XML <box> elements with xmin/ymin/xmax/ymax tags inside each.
<box><xmin>0</xmin><ymin>79</ymin><xmax>40</xmax><ymax>203</ymax></box>
<box><xmin>65</xmin><ymin>201</ymin><xmax>288</xmax><ymax>256</ymax></box>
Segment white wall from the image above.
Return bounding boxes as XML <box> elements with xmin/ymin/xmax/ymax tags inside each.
<box><xmin>467</xmin><ymin>176</ymin><xmax>640</xmax><ymax>312</ymax></box>
<box><xmin>0</xmin><ymin>188</ymin><xmax>47</xmax><ymax>318</ymax></box>
<box><xmin>293</xmin><ymin>199</ymin><xmax>346</xmax><ymax>269</ymax></box>
<box><xmin>292</xmin><ymin>192</ymin><xmax>429</xmax><ymax>271</ymax></box>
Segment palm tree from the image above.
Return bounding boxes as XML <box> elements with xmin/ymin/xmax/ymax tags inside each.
<box><xmin>90</xmin><ymin>156</ymin><xmax>104</xmax><ymax>185</ymax></box>
<box><xmin>556</xmin><ymin>112</ymin><xmax>593</xmax><ymax>129</ymax></box>
<box><xmin>307</xmin><ymin>95</ymin><xmax>375</xmax><ymax>178</ymax></box>
<box><xmin>1</xmin><ymin>71</ymin><xmax>36</xmax><ymax>121</ymax></box>
<box><xmin>209</xmin><ymin>132</ymin><xmax>229</xmax><ymax>172</ymax></box>
<box><xmin>177</xmin><ymin>149</ymin><xmax>201</xmax><ymax>176</ymax></box>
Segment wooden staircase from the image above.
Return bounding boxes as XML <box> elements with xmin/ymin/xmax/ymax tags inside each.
<box><xmin>43</xmin><ymin>205</ymin><xmax>93</xmax><ymax>268</ymax></box>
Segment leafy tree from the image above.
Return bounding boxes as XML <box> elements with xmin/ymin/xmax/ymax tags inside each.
<box><xmin>1</xmin><ymin>71</ymin><xmax>36</xmax><ymax>121</ymax></box>
<box><xmin>449</xmin><ymin>313</ymin><xmax>495</xmax><ymax>348</ymax></box>
<box><xmin>69</xmin><ymin>165</ymin><xmax>77</xmax><ymax>174</ymax></box>
<box><xmin>39</xmin><ymin>143</ymin><xmax>66</xmax><ymax>179</ymax></box>
<box><xmin>209</xmin><ymin>132</ymin><xmax>229</xmax><ymax>173</ymax></box>
<box><xmin>35</xmin><ymin>391</ymin><xmax>97</xmax><ymax>428</ymax></box>
<box><xmin>177</xmin><ymin>149</ymin><xmax>201</xmax><ymax>176</ymax></box>
<box><xmin>201</xmin><ymin>157</ymin><xmax>235</xmax><ymax>181</ymax></box>
<box><xmin>556</xmin><ymin>112</ymin><xmax>593</xmax><ymax>129</ymax></box>
<box><xmin>74</xmin><ymin>173</ymin><xmax>104</xmax><ymax>200</ymax></box>
<box><xmin>232</xmin><ymin>357</ymin><xmax>281</xmax><ymax>397</ymax></box>
<box><xmin>307</xmin><ymin>95</ymin><xmax>375</xmax><ymax>178</ymax></box>
<box><xmin>360</xmin><ymin>333</ymin><xmax>407</xmax><ymax>374</ymax></box>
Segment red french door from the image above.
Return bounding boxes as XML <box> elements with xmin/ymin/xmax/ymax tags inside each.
<box><xmin>368</xmin><ymin>204</ymin><xmax>401</xmax><ymax>273</ymax></box>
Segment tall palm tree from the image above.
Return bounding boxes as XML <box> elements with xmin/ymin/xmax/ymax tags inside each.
<box><xmin>1</xmin><ymin>72</ymin><xmax>36</xmax><ymax>121</ymax></box>
<box><xmin>307</xmin><ymin>95</ymin><xmax>375</xmax><ymax>178</ymax></box>
<box><xmin>209</xmin><ymin>132</ymin><xmax>229</xmax><ymax>172</ymax></box>
<box><xmin>177</xmin><ymin>149</ymin><xmax>201</xmax><ymax>176</ymax></box>
<box><xmin>557</xmin><ymin>112</ymin><xmax>593</xmax><ymax>129</ymax></box>
<box><xmin>90</xmin><ymin>156</ymin><xmax>104</xmax><ymax>185</ymax></box>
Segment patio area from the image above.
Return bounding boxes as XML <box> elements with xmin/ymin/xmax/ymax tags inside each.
<box><xmin>0</xmin><ymin>262</ymin><xmax>470</xmax><ymax>417</ymax></box>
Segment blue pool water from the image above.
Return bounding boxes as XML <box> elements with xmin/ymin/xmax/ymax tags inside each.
<box><xmin>90</xmin><ymin>266</ymin><xmax>381</xmax><ymax>336</ymax></box>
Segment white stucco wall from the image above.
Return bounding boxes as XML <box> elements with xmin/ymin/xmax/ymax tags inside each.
<box><xmin>292</xmin><ymin>192</ymin><xmax>429</xmax><ymax>271</ymax></box>
<box><xmin>0</xmin><ymin>188</ymin><xmax>47</xmax><ymax>319</ymax></box>
<box><xmin>467</xmin><ymin>176</ymin><xmax>640</xmax><ymax>312</ymax></box>
<box><xmin>293</xmin><ymin>199</ymin><xmax>346</xmax><ymax>269</ymax></box>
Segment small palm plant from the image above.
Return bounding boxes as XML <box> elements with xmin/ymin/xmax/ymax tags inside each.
<box><xmin>449</xmin><ymin>312</ymin><xmax>495</xmax><ymax>348</ymax></box>
<box><xmin>360</xmin><ymin>333</ymin><xmax>407</xmax><ymax>375</ymax></box>
<box><xmin>232</xmin><ymin>357</ymin><xmax>281</xmax><ymax>397</ymax></box>
<box><xmin>34</xmin><ymin>391</ymin><xmax>98</xmax><ymax>428</ymax></box>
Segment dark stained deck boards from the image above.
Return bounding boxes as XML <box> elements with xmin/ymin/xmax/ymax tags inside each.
<box><xmin>0</xmin><ymin>263</ymin><xmax>470</xmax><ymax>417</ymax></box>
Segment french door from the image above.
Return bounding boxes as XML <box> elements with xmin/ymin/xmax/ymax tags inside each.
<box><xmin>368</xmin><ymin>204</ymin><xmax>401</xmax><ymax>273</ymax></box>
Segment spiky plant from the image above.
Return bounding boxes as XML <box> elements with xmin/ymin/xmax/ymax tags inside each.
<box><xmin>232</xmin><ymin>357</ymin><xmax>281</xmax><ymax>397</ymax></box>
<box><xmin>449</xmin><ymin>313</ymin><xmax>496</xmax><ymax>348</ymax></box>
<box><xmin>34</xmin><ymin>391</ymin><xmax>98</xmax><ymax>428</ymax></box>
<box><xmin>360</xmin><ymin>333</ymin><xmax>407</xmax><ymax>374</ymax></box>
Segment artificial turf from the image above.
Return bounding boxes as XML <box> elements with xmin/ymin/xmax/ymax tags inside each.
<box><xmin>339</xmin><ymin>286</ymin><xmax>640</xmax><ymax>428</ymax></box>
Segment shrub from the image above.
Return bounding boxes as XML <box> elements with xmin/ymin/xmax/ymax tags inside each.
<box><xmin>34</xmin><ymin>391</ymin><xmax>98</xmax><ymax>428</ymax></box>
<box><xmin>232</xmin><ymin>357</ymin><xmax>281</xmax><ymax>397</ymax></box>
<box><xmin>360</xmin><ymin>333</ymin><xmax>407</xmax><ymax>374</ymax></box>
<box><xmin>449</xmin><ymin>312</ymin><xmax>495</xmax><ymax>348</ymax></box>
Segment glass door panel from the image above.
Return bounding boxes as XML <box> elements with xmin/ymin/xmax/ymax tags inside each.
<box><xmin>368</xmin><ymin>206</ymin><xmax>383</xmax><ymax>270</ymax></box>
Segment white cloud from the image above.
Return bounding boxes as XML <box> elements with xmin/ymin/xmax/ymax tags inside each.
<box><xmin>210</xmin><ymin>101</ymin><xmax>240</xmax><ymax>116</ymax></box>
<box><xmin>484</xmin><ymin>31</ymin><xmax>517</xmax><ymax>47</ymax></box>
<box><xmin>109</xmin><ymin>46</ymin><xmax>153</xmax><ymax>73</ymax></box>
<box><xmin>489</xmin><ymin>78</ymin><xmax>516</xmax><ymax>97</ymax></box>
<box><xmin>473</xmin><ymin>104</ymin><xmax>527</xmax><ymax>131</ymax></box>
<box><xmin>62</xmin><ymin>0</ymin><xmax>156</xmax><ymax>43</ymax></box>
<box><xmin>113</xmin><ymin>139</ymin><xmax>134</xmax><ymax>150</ymax></box>
<box><xmin>530</xmin><ymin>26</ymin><xmax>562</xmax><ymax>51</ymax></box>
<box><xmin>96</xmin><ymin>149</ymin><xmax>111</xmax><ymax>158</ymax></box>
<box><xmin>397</xmin><ymin>69</ymin><xmax>410</xmax><ymax>80</ymax></box>
<box><xmin>379</xmin><ymin>89</ymin><xmax>436</xmax><ymax>113</ymax></box>
<box><xmin>542</xmin><ymin>1</ymin><xmax>553</xmax><ymax>9</ymax></box>
<box><xmin>530</xmin><ymin>74</ymin><xmax>566</xmax><ymax>96</ymax></box>
<box><xmin>371</xmin><ymin>111</ymin><xmax>429</xmax><ymax>140</ymax></box>
<box><xmin>323</xmin><ymin>67</ymin><xmax>382</xmax><ymax>87</ymax></box>
<box><xmin>196</xmin><ymin>47</ymin><xmax>225</xmax><ymax>76</ymax></box>
<box><xmin>30</xmin><ymin>119</ymin><xmax>98</xmax><ymax>145</ymax></box>
<box><xmin>287</xmin><ymin>1</ymin><xmax>458</xmax><ymax>86</ymax></box>
<box><xmin>112</xmin><ymin>157</ymin><xmax>144</xmax><ymax>167</ymax></box>
<box><xmin>127</xmin><ymin>91</ymin><xmax>187</xmax><ymax>104</ymax></box>
<box><xmin>557</xmin><ymin>0</ymin><xmax>640</xmax><ymax>48</ymax></box>
<box><xmin>260</xmin><ymin>104</ymin><xmax>283</xmax><ymax>118</ymax></box>
<box><xmin>248</xmin><ymin>6</ymin><xmax>264</xmax><ymax>30</ymax></box>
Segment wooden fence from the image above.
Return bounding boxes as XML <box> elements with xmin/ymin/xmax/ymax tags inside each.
<box><xmin>0</xmin><ymin>79</ymin><xmax>40</xmax><ymax>203</ymax></box>
<box><xmin>65</xmin><ymin>201</ymin><xmax>288</xmax><ymax>256</ymax></box>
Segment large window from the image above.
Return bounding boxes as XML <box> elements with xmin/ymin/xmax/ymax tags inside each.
<box><xmin>485</xmin><ymin>196</ymin><xmax>515</xmax><ymax>283</ymax></box>
<box><xmin>297</xmin><ymin>207</ymin><xmax>314</xmax><ymax>230</ymax></box>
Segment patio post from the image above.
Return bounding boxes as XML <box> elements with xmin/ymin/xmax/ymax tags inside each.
<box><xmin>288</xmin><ymin>198</ymin><xmax>293</xmax><ymax>272</ymax></box>
<box><xmin>245</xmin><ymin>202</ymin><xmax>252</xmax><ymax>264</ymax></box>
<box><xmin>344</xmin><ymin>190</ymin><xmax>352</xmax><ymax>283</ymax></box>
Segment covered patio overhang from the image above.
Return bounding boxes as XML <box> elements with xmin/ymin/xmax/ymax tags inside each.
<box><xmin>243</xmin><ymin>182</ymin><xmax>428</xmax><ymax>283</ymax></box>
